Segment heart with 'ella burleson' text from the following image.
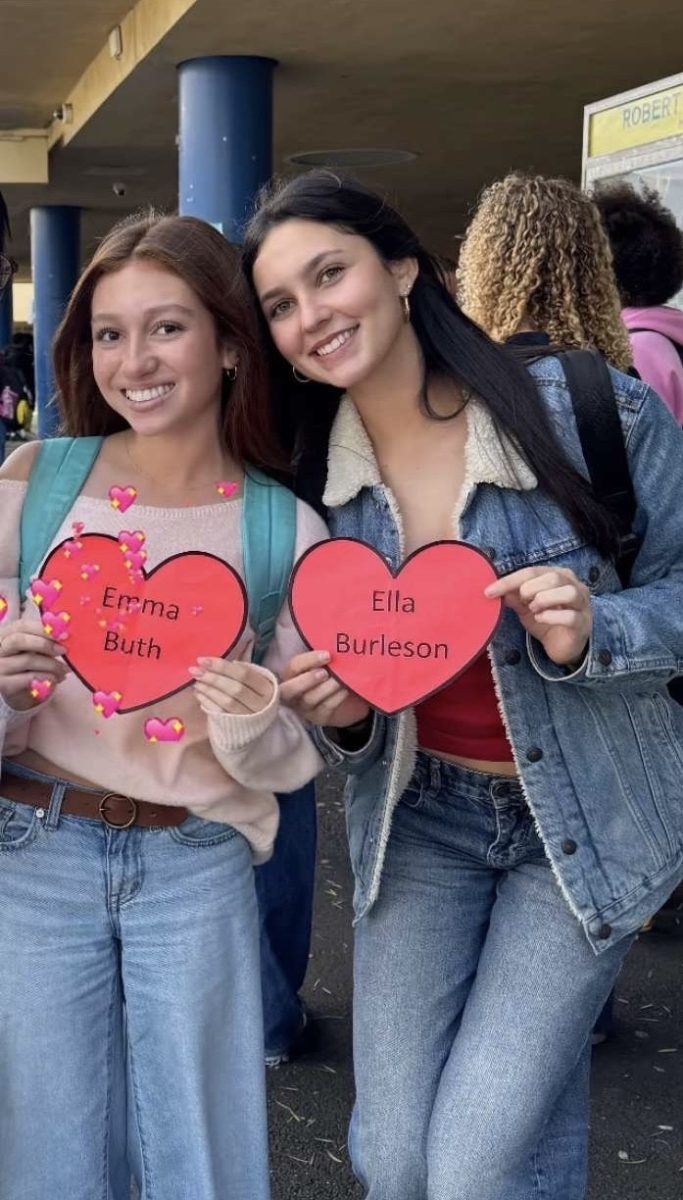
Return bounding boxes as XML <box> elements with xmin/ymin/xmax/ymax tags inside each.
<box><xmin>37</xmin><ymin>534</ymin><xmax>247</xmax><ymax>713</ymax></box>
<box><xmin>289</xmin><ymin>539</ymin><xmax>502</xmax><ymax>715</ymax></box>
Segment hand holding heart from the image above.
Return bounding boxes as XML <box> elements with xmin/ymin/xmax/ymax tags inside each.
<box><xmin>281</xmin><ymin>649</ymin><xmax>370</xmax><ymax>728</ymax></box>
<box><xmin>0</xmin><ymin>617</ymin><xmax>68</xmax><ymax>709</ymax></box>
<box><xmin>485</xmin><ymin>566</ymin><xmax>592</xmax><ymax>666</ymax></box>
<box><xmin>190</xmin><ymin>657</ymin><xmax>275</xmax><ymax>717</ymax></box>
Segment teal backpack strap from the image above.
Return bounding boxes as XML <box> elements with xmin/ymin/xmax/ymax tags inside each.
<box><xmin>242</xmin><ymin>467</ymin><xmax>297</xmax><ymax>666</ymax></box>
<box><xmin>19</xmin><ymin>436</ymin><xmax>104</xmax><ymax>597</ymax></box>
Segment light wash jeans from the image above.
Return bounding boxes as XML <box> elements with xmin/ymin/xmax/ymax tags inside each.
<box><xmin>350</xmin><ymin>753</ymin><xmax>633</xmax><ymax>1200</ymax></box>
<box><xmin>0</xmin><ymin>762</ymin><xmax>270</xmax><ymax>1200</ymax></box>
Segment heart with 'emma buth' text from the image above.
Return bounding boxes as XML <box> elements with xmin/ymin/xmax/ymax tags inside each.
<box><xmin>289</xmin><ymin>538</ymin><xmax>502</xmax><ymax>715</ymax></box>
<box><xmin>37</xmin><ymin>534</ymin><xmax>247</xmax><ymax>713</ymax></box>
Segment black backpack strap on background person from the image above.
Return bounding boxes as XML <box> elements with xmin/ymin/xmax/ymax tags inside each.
<box><xmin>558</xmin><ymin>348</ymin><xmax>640</xmax><ymax>588</ymax></box>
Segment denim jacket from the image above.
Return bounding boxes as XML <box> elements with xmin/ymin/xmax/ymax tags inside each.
<box><xmin>314</xmin><ymin>357</ymin><xmax>683</xmax><ymax>954</ymax></box>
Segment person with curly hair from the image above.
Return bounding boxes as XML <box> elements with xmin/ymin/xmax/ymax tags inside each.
<box><xmin>593</xmin><ymin>180</ymin><xmax>683</xmax><ymax>423</ymax></box>
<box><xmin>457</xmin><ymin>172</ymin><xmax>633</xmax><ymax>372</ymax></box>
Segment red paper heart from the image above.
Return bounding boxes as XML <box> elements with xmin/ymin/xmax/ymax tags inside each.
<box><xmin>38</xmin><ymin>534</ymin><xmax>247</xmax><ymax>713</ymax></box>
<box><xmin>289</xmin><ymin>539</ymin><xmax>502</xmax><ymax>714</ymax></box>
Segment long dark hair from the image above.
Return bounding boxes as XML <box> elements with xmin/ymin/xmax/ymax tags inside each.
<box><xmin>243</xmin><ymin>171</ymin><xmax>619</xmax><ymax>553</ymax></box>
<box><xmin>54</xmin><ymin>212</ymin><xmax>287</xmax><ymax>475</ymax></box>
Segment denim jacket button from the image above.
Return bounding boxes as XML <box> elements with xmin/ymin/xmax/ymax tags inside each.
<box><xmin>504</xmin><ymin>649</ymin><xmax>521</xmax><ymax>665</ymax></box>
<box><xmin>526</xmin><ymin>747</ymin><xmax>543</xmax><ymax>763</ymax></box>
<box><xmin>597</xmin><ymin>649</ymin><xmax>612</xmax><ymax>667</ymax></box>
<box><xmin>597</xmin><ymin>923</ymin><xmax>612</xmax><ymax>940</ymax></box>
<box><xmin>561</xmin><ymin>838</ymin><xmax>577</xmax><ymax>855</ymax></box>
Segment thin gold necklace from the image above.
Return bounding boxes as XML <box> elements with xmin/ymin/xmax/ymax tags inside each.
<box><xmin>124</xmin><ymin>435</ymin><xmax>235</xmax><ymax>493</ymax></box>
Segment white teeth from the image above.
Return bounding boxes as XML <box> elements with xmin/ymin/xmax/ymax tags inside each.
<box><xmin>315</xmin><ymin>329</ymin><xmax>354</xmax><ymax>357</ymax></box>
<box><xmin>125</xmin><ymin>384</ymin><xmax>174</xmax><ymax>403</ymax></box>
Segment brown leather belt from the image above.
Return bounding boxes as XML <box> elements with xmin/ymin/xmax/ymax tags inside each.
<box><xmin>0</xmin><ymin>774</ymin><xmax>188</xmax><ymax>830</ymax></box>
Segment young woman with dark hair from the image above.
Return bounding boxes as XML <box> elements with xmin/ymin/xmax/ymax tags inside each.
<box><xmin>0</xmin><ymin>212</ymin><xmax>326</xmax><ymax>1200</ymax></box>
<box><xmin>243</xmin><ymin>171</ymin><xmax>683</xmax><ymax>1200</ymax></box>
<box><xmin>594</xmin><ymin>180</ymin><xmax>683</xmax><ymax>423</ymax></box>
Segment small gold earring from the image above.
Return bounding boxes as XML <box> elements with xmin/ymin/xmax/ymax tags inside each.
<box><xmin>401</xmin><ymin>293</ymin><xmax>411</xmax><ymax>322</ymax></box>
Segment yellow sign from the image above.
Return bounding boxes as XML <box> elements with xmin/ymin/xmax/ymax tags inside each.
<box><xmin>589</xmin><ymin>84</ymin><xmax>683</xmax><ymax>158</ymax></box>
<box><xmin>0</xmin><ymin>131</ymin><xmax>48</xmax><ymax>184</ymax></box>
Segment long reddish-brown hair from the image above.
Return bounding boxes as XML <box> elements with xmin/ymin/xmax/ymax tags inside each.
<box><xmin>53</xmin><ymin>212</ymin><xmax>287</xmax><ymax>473</ymax></box>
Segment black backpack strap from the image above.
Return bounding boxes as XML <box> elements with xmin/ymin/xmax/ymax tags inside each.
<box><xmin>559</xmin><ymin>349</ymin><xmax>639</xmax><ymax>587</ymax></box>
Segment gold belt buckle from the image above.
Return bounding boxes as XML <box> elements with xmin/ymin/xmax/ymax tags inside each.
<box><xmin>99</xmin><ymin>792</ymin><xmax>138</xmax><ymax>830</ymax></box>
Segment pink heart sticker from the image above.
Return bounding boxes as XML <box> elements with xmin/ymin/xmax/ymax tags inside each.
<box><xmin>118</xmin><ymin>530</ymin><xmax>146</xmax><ymax>554</ymax></box>
<box><xmin>123</xmin><ymin>549</ymin><xmax>148</xmax><ymax>572</ymax></box>
<box><xmin>80</xmin><ymin>564</ymin><xmax>101</xmax><ymax>581</ymax></box>
<box><xmin>144</xmin><ymin>717</ymin><xmax>185</xmax><ymax>744</ymax></box>
<box><xmin>72</xmin><ymin>521</ymin><xmax>86</xmax><ymax>536</ymax></box>
<box><xmin>0</xmin><ymin>595</ymin><xmax>9</xmax><ymax>623</ymax></box>
<box><xmin>41</xmin><ymin>610</ymin><xmax>72</xmax><ymax>641</ymax></box>
<box><xmin>93</xmin><ymin>690</ymin><xmax>123</xmax><ymax>719</ymax></box>
<box><xmin>30</xmin><ymin>578</ymin><xmax>63</xmax><ymax>609</ymax></box>
<box><xmin>108</xmin><ymin>485</ymin><xmax>138</xmax><ymax>513</ymax></box>
<box><xmin>216</xmin><ymin>481</ymin><xmax>239</xmax><ymax>499</ymax></box>
<box><xmin>30</xmin><ymin>678</ymin><xmax>54</xmax><ymax>703</ymax></box>
<box><xmin>62</xmin><ymin>539</ymin><xmax>83</xmax><ymax>559</ymax></box>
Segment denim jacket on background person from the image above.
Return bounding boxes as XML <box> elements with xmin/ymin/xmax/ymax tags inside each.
<box><xmin>312</xmin><ymin>356</ymin><xmax>683</xmax><ymax>955</ymax></box>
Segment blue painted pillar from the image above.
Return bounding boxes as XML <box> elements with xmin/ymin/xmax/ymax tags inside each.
<box><xmin>0</xmin><ymin>280</ymin><xmax>13</xmax><ymax>349</ymax></box>
<box><xmin>178</xmin><ymin>56</ymin><xmax>276</xmax><ymax>243</ymax></box>
<box><xmin>30</xmin><ymin>206</ymin><xmax>80</xmax><ymax>438</ymax></box>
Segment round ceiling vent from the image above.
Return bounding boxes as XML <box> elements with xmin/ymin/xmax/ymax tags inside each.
<box><xmin>286</xmin><ymin>148</ymin><xmax>417</xmax><ymax>168</ymax></box>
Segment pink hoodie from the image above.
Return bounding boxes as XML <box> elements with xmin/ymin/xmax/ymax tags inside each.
<box><xmin>623</xmin><ymin>306</ymin><xmax>683</xmax><ymax>425</ymax></box>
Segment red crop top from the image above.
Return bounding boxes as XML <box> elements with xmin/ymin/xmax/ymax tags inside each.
<box><xmin>416</xmin><ymin>651</ymin><xmax>514</xmax><ymax>762</ymax></box>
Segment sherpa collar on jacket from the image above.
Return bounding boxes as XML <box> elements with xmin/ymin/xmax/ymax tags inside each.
<box><xmin>322</xmin><ymin>395</ymin><xmax>538</xmax><ymax>509</ymax></box>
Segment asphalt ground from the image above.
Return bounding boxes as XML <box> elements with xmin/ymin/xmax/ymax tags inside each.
<box><xmin>268</xmin><ymin>771</ymin><xmax>683</xmax><ymax>1200</ymax></box>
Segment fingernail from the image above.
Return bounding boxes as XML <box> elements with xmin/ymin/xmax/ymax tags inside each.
<box><xmin>188</xmin><ymin>666</ymin><xmax>203</xmax><ymax>677</ymax></box>
<box><xmin>315</xmin><ymin>651</ymin><xmax>331</xmax><ymax>662</ymax></box>
<box><xmin>196</xmin><ymin>657</ymin><xmax>211</xmax><ymax>666</ymax></box>
<box><xmin>315</xmin><ymin>669</ymin><xmax>328</xmax><ymax>681</ymax></box>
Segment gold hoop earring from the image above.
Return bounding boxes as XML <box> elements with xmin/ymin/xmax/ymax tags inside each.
<box><xmin>292</xmin><ymin>366</ymin><xmax>311</xmax><ymax>384</ymax></box>
<box><xmin>224</xmin><ymin>365</ymin><xmax>238</xmax><ymax>380</ymax></box>
<box><xmin>401</xmin><ymin>293</ymin><xmax>411</xmax><ymax>323</ymax></box>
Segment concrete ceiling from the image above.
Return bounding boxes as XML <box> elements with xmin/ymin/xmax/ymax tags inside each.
<box><xmin>2</xmin><ymin>0</ymin><xmax>683</xmax><ymax>280</ymax></box>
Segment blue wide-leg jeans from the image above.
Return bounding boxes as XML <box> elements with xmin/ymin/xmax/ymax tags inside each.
<box><xmin>350</xmin><ymin>753</ymin><xmax>632</xmax><ymax>1200</ymax></box>
<box><xmin>0</xmin><ymin>762</ymin><xmax>270</xmax><ymax>1200</ymax></box>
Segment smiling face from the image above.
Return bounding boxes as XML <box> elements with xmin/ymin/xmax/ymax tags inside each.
<box><xmin>91</xmin><ymin>259</ymin><xmax>237</xmax><ymax>436</ymax></box>
<box><xmin>252</xmin><ymin>218</ymin><xmax>418</xmax><ymax>392</ymax></box>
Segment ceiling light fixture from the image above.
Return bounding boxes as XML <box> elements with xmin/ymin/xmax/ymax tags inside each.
<box><xmin>108</xmin><ymin>26</ymin><xmax>123</xmax><ymax>60</ymax></box>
